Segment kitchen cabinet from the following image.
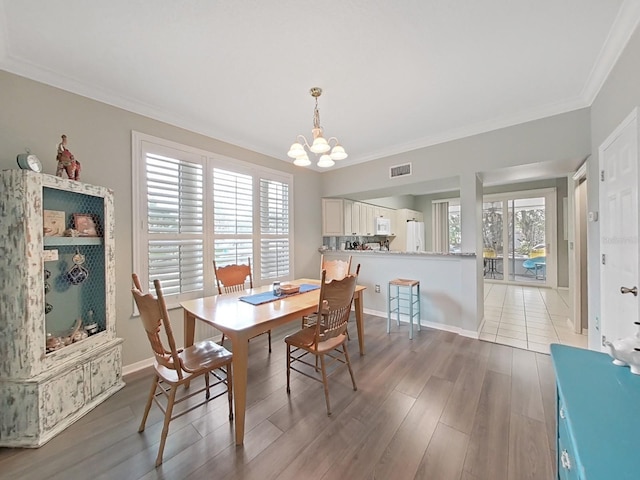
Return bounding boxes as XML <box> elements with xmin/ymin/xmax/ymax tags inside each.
<box><xmin>376</xmin><ymin>207</ymin><xmax>397</xmax><ymax>236</ymax></box>
<box><xmin>551</xmin><ymin>344</ymin><xmax>640</xmax><ymax>479</ymax></box>
<box><xmin>322</xmin><ymin>198</ymin><xmax>399</xmax><ymax>238</ymax></box>
<box><xmin>350</xmin><ymin>201</ymin><xmax>362</xmax><ymax>235</ymax></box>
<box><xmin>397</xmin><ymin>208</ymin><xmax>423</xmax><ymax>223</ymax></box>
<box><xmin>0</xmin><ymin>170</ymin><xmax>124</xmax><ymax>446</ymax></box>
<box><xmin>343</xmin><ymin>199</ymin><xmax>353</xmax><ymax>236</ymax></box>
<box><xmin>322</xmin><ymin>198</ymin><xmax>346</xmax><ymax>236</ymax></box>
<box><xmin>360</xmin><ymin>203</ymin><xmax>375</xmax><ymax>236</ymax></box>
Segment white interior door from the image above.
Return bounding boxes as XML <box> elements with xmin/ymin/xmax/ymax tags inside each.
<box><xmin>599</xmin><ymin>108</ymin><xmax>639</xmax><ymax>346</ymax></box>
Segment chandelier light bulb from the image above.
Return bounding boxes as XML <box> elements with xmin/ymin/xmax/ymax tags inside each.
<box><xmin>310</xmin><ymin>136</ymin><xmax>330</xmax><ymax>154</ymax></box>
<box><xmin>293</xmin><ymin>154</ymin><xmax>311</xmax><ymax>167</ymax></box>
<box><xmin>287</xmin><ymin>87</ymin><xmax>347</xmax><ymax>168</ymax></box>
<box><xmin>317</xmin><ymin>154</ymin><xmax>335</xmax><ymax>168</ymax></box>
<box><xmin>330</xmin><ymin>144</ymin><xmax>347</xmax><ymax>160</ymax></box>
<box><xmin>287</xmin><ymin>142</ymin><xmax>305</xmax><ymax>158</ymax></box>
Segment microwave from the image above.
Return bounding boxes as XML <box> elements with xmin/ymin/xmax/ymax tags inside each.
<box><xmin>375</xmin><ymin>217</ymin><xmax>391</xmax><ymax>235</ymax></box>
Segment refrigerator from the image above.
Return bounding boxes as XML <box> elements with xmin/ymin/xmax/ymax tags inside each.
<box><xmin>406</xmin><ymin>221</ymin><xmax>425</xmax><ymax>252</ymax></box>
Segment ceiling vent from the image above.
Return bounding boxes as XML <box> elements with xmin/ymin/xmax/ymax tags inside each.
<box><xmin>390</xmin><ymin>162</ymin><xmax>412</xmax><ymax>179</ymax></box>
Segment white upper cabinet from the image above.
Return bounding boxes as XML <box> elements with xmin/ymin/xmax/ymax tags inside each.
<box><xmin>322</xmin><ymin>198</ymin><xmax>345</xmax><ymax>236</ymax></box>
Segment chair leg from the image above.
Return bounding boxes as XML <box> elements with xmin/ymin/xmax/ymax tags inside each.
<box><xmin>226</xmin><ymin>364</ymin><xmax>234</xmax><ymax>421</ymax></box>
<box><xmin>205</xmin><ymin>370</ymin><xmax>210</xmax><ymax>399</ymax></box>
<box><xmin>139</xmin><ymin>374</ymin><xmax>158</xmax><ymax>433</ymax></box>
<box><xmin>268</xmin><ymin>330</ymin><xmax>272</xmax><ymax>353</ymax></box>
<box><xmin>343</xmin><ymin>344</ymin><xmax>357</xmax><ymax>391</ymax></box>
<box><xmin>220</xmin><ymin>333</ymin><xmax>226</xmax><ymax>346</ymax></box>
<box><xmin>286</xmin><ymin>343</ymin><xmax>291</xmax><ymax>394</ymax></box>
<box><xmin>319</xmin><ymin>353</ymin><xmax>331</xmax><ymax>416</ymax></box>
<box><xmin>156</xmin><ymin>384</ymin><xmax>178</xmax><ymax>467</ymax></box>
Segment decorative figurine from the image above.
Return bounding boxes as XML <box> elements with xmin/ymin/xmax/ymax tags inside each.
<box><xmin>56</xmin><ymin>134</ymin><xmax>81</xmax><ymax>180</ymax></box>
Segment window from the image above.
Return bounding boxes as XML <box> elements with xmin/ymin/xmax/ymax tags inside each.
<box><xmin>133</xmin><ymin>132</ymin><xmax>293</xmax><ymax>306</ymax></box>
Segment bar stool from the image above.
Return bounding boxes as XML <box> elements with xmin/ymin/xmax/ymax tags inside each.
<box><xmin>387</xmin><ymin>278</ymin><xmax>421</xmax><ymax>339</ymax></box>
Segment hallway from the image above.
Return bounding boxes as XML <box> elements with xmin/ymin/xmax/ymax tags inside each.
<box><xmin>480</xmin><ymin>283</ymin><xmax>588</xmax><ymax>354</ymax></box>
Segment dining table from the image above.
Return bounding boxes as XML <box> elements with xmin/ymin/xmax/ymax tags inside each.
<box><xmin>180</xmin><ymin>278</ymin><xmax>367</xmax><ymax>445</ymax></box>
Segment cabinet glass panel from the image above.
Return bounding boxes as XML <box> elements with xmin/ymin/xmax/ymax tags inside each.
<box><xmin>43</xmin><ymin>187</ymin><xmax>106</xmax><ymax>344</ymax></box>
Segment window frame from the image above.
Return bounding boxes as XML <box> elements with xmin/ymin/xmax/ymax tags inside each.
<box><xmin>132</xmin><ymin>131</ymin><xmax>294</xmax><ymax>310</ymax></box>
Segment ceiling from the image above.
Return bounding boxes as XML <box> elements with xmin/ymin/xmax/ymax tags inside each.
<box><xmin>1</xmin><ymin>1</ymin><xmax>639</xmax><ymax>172</ymax></box>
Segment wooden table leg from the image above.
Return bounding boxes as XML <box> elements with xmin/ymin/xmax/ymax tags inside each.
<box><xmin>183</xmin><ymin>309</ymin><xmax>196</xmax><ymax>348</ymax></box>
<box><xmin>354</xmin><ymin>292</ymin><xmax>365</xmax><ymax>355</ymax></box>
<box><xmin>230</xmin><ymin>335</ymin><xmax>249</xmax><ymax>445</ymax></box>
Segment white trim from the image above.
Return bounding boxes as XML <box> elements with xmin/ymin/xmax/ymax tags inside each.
<box><xmin>581</xmin><ymin>1</ymin><xmax>640</xmax><ymax>104</ymax></box>
<box><xmin>122</xmin><ymin>357</ymin><xmax>154</xmax><ymax>376</ymax></box>
<box><xmin>364</xmin><ymin>308</ymin><xmax>480</xmax><ymax>339</ymax></box>
<box><xmin>599</xmin><ymin>107</ymin><xmax>638</xmax><ymax>152</ymax></box>
<box><xmin>131</xmin><ymin>131</ymin><xmax>294</xmax><ymax>308</ymax></box>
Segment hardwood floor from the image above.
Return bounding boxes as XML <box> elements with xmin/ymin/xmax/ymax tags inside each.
<box><xmin>0</xmin><ymin>314</ymin><xmax>557</xmax><ymax>480</ymax></box>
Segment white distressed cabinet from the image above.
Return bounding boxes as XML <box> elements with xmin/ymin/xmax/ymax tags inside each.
<box><xmin>0</xmin><ymin>170</ymin><xmax>124</xmax><ymax>447</ymax></box>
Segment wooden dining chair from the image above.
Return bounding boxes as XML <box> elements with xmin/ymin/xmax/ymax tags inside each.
<box><xmin>285</xmin><ymin>269</ymin><xmax>358</xmax><ymax>415</ymax></box>
<box><xmin>213</xmin><ymin>258</ymin><xmax>272</xmax><ymax>352</ymax></box>
<box><xmin>320</xmin><ymin>254</ymin><xmax>352</xmax><ymax>281</ymax></box>
<box><xmin>131</xmin><ymin>273</ymin><xmax>233</xmax><ymax>467</ymax></box>
<box><xmin>303</xmin><ymin>263</ymin><xmax>360</xmax><ymax>331</ymax></box>
<box><xmin>302</xmin><ymin>255</ymin><xmax>354</xmax><ymax>329</ymax></box>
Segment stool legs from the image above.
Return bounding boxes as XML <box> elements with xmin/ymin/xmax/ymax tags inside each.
<box><xmin>387</xmin><ymin>281</ymin><xmax>421</xmax><ymax>339</ymax></box>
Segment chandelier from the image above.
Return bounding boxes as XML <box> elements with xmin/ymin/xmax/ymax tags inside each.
<box><xmin>287</xmin><ymin>87</ymin><xmax>348</xmax><ymax>168</ymax></box>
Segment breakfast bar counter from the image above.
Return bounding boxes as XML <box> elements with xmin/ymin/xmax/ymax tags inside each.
<box><xmin>321</xmin><ymin>249</ymin><xmax>481</xmax><ymax>337</ymax></box>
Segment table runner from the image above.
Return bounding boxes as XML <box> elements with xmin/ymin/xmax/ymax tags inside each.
<box><xmin>239</xmin><ymin>284</ymin><xmax>320</xmax><ymax>306</ymax></box>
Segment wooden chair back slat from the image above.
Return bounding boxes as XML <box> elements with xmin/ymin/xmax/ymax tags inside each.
<box><xmin>320</xmin><ymin>254</ymin><xmax>352</xmax><ymax>282</ymax></box>
<box><xmin>314</xmin><ymin>270</ymin><xmax>357</xmax><ymax>343</ymax></box>
<box><xmin>213</xmin><ymin>258</ymin><xmax>253</xmax><ymax>294</ymax></box>
<box><xmin>131</xmin><ymin>273</ymin><xmax>184</xmax><ymax>378</ymax></box>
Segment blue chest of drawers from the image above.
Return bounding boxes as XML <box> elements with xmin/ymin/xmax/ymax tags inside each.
<box><xmin>551</xmin><ymin>344</ymin><xmax>640</xmax><ymax>479</ymax></box>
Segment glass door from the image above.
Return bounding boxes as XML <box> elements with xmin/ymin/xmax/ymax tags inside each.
<box><xmin>482</xmin><ymin>189</ymin><xmax>556</xmax><ymax>286</ymax></box>
<box><xmin>482</xmin><ymin>201</ymin><xmax>503</xmax><ymax>280</ymax></box>
<box><xmin>506</xmin><ymin>197</ymin><xmax>547</xmax><ymax>284</ymax></box>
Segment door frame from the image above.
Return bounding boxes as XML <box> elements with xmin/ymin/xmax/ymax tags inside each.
<box><xmin>568</xmin><ymin>161</ymin><xmax>588</xmax><ymax>334</ymax></box>
<box><xmin>483</xmin><ymin>188</ymin><xmax>557</xmax><ymax>287</ymax></box>
<box><xmin>598</xmin><ymin>107</ymin><xmax>639</xmax><ymax>350</ymax></box>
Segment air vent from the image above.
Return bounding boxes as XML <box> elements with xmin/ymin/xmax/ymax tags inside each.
<box><xmin>390</xmin><ymin>163</ymin><xmax>412</xmax><ymax>179</ymax></box>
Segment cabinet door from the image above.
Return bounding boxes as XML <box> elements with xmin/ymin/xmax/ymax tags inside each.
<box><xmin>322</xmin><ymin>199</ymin><xmax>344</xmax><ymax>236</ymax></box>
<box><xmin>387</xmin><ymin>208</ymin><xmax>398</xmax><ymax>236</ymax></box>
<box><xmin>361</xmin><ymin>204</ymin><xmax>375</xmax><ymax>236</ymax></box>
<box><xmin>351</xmin><ymin>202</ymin><xmax>362</xmax><ymax>235</ymax></box>
<box><xmin>343</xmin><ymin>199</ymin><xmax>353</xmax><ymax>236</ymax></box>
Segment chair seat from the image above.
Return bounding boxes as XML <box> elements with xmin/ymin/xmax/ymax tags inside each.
<box><xmin>285</xmin><ymin>326</ymin><xmax>347</xmax><ymax>353</ymax></box>
<box><xmin>182</xmin><ymin>339</ymin><xmax>233</xmax><ymax>370</ymax></box>
<box><xmin>155</xmin><ymin>340</ymin><xmax>232</xmax><ymax>383</ymax></box>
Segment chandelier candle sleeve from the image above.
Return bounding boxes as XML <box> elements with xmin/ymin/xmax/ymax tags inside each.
<box><xmin>287</xmin><ymin>87</ymin><xmax>348</xmax><ymax>168</ymax></box>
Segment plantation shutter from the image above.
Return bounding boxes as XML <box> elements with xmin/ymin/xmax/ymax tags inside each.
<box><xmin>260</xmin><ymin>177</ymin><xmax>290</xmax><ymax>279</ymax></box>
<box><xmin>145</xmin><ymin>153</ymin><xmax>204</xmax><ymax>296</ymax></box>
<box><xmin>213</xmin><ymin>168</ymin><xmax>254</xmax><ymax>266</ymax></box>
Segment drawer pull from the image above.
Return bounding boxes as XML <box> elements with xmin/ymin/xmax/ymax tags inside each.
<box><xmin>559</xmin><ymin>407</ymin><xmax>566</xmax><ymax>419</ymax></box>
<box><xmin>561</xmin><ymin>450</ymin><xmax>572</xmax><ymax>470</ymax></box>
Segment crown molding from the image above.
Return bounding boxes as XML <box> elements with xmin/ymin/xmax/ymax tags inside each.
<box><xmin>581</xmin><ymin>0</ymin><xmax>640</xmax><ymax>104</ymax></box>
<box><xmin>334</xmin><ymin>96</ymin><xmax>590</xmax><ymax>169</ymax></box>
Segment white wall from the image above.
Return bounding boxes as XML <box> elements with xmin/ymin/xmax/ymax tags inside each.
<box><xmin>320</xmin><ymin>109</ymin><xmax>591</xmax><ymax>199</ymax></box>
<box><xmin>322</xmin><ymin>251</ymin><xmax>479</xmax><ymax>336</ymax></box>
<box><xmin>0</xmin><ymin>70</ymin><xmax>323</xmax><ymax>367</ymax></box>
<box><xmin>589</xmin><ymin>25</ymin><xmax>640</xmax><ymax>350</ymax></box>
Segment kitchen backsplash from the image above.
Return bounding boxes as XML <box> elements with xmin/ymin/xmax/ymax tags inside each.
<box><xmin>323</xmin><ymin>235</ymin><xmax>394</xmax><ymax>251</ymax></box>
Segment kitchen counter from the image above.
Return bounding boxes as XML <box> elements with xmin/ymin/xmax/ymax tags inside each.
<box><xmin>320</xmin><ymin>248</ymin><xmax>476</xmax><ymax>258</ymax></box>
<box><xmin>319</xmin><ymin>249</ymin><xmax>481</xmax><ymax>336</ymax></box>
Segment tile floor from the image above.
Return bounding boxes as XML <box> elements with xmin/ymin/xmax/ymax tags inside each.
<box><xmin>480</xmin><ymin>283</ymin><xmax>588</xmax><ymax>354</ymax></box>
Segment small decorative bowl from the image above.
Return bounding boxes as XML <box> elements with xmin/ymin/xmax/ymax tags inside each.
<box><xmin>280</xmin><ymin>284</ymin><xmax>300</xmax><ymax>295</ymax></box>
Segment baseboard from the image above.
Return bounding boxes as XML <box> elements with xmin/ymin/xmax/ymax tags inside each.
<box><xmin>364</xmin><ymin>308</ymin><xmax>480</xmax><ymax>339</ymax></box>
<box><xmin>122</xmin><ymin>357</ymin><xmax>154</xmax><ymax>376</ymax></box>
